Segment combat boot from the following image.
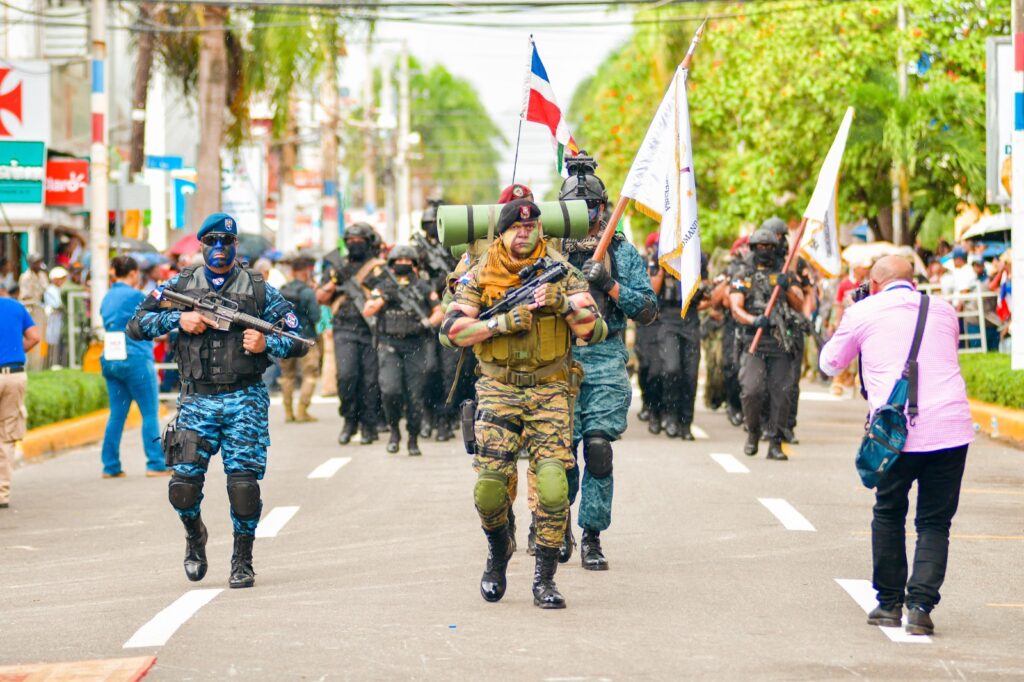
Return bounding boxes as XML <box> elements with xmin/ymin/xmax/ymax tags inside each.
<box><xmin>581</xmin><ymin>529</ymin><xmax>608</xmax><ymax>571</ymax></box>
<box><xmin>181</xmin><ymin>514</ymin><xmax>208</xmax><ymax>582</ymax></box>
<box><xmin>507</xmin><ymin>506</ymin><xmax>518</xmax><ymax>553</ymax></box>
<box><xmin>664</xmin><ymin>417</ymin><xmax>682</xmax><ymax>439</ymax></box>
<box><xmin>480</xmin><ymin>525</ymin><xmax>511</xmax><ymax>602</ymax></box>
<box><xmin>419</xmin><ymin>422</ymin><xmax>433</xmax><ymax>439</ymax></box>
<box><xmin>229</xmin><ymin>534</ymin><xmax>255</xmax><ymax>589</ymax></box>
<box><xmin>386</xmin><ymin>425</ymin><xmax>401</xmax><ymax>454</ymax></box>
<box><xmin>779</xmin><ymin>427</ymin><xmax>799</xmax><ymax>444</ymax></box>
<box><xmin>527</xmin><ymin>514</ymin><xmax>538</xmax><ymax>556</ymax></box>
<box><xmin>638</xmin><ymin>405</ymin><xmax>651</xmax><ymax>422</ymax></box>
<box><xmin>435</xmin><ymin>419</ymin><xmax>453</xmax><ymax>442</ymax></box>
<box><xmin>558</xmin><ymin>509</ymin><xmax>575</xmax><ymax>563</ymax></box>
<box><xmin>727</xmin><ymin>407</ymin><xmax>744</xmax><ymax>427</ymax></box>
<box><xmin>338</xmin><ymin>420</ymin><xmax>357</xmax><ymax>445</ymax></box>
<box><xmin>679</xmin><ymin>423</ymin><xmax>695</xmax><ymax>441</ymax></box>
<box><xmin>744</xmin><ymin>430</ymin><xmax>760</xmax><ymax>457</ymax></box>
<box><xmin>407</xmin><ymin>433</ymin><xmax>421</xmax><ymax>457</ymax></box>
<box><xmin>296</xmin><ymin>403</ymin><xmax>318</xmax><ymax>423</ymax></box>
<box><xmin>647</xmin><ymin>413</ymin><xmax>662</xmax><ymax>435</ymax></box>
<box><xmin>360</xmin><ymin>423</ymin><xmax>377</xmax><ymax>445</ymax></box>
<box><xmin>283</xmin><ymin>401</ymin><xmax>295</xmax><ymax>423</ymax></box>
<box><xmin>532</xmin><ymin>546</ymin><xmax>566</xmax><ymax>609</ymax></box>
<box><xmin>766</xmin><ymin>439</ymin><xmax>788</xmax><ymax>461</ymax></box>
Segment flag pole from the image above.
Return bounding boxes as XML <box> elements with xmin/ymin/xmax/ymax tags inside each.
<box><xmin>511</xmin><ymin>118</ymin><xmax>524</xmax><ymax>185</ymax></box>
<box><xmin>748</xmin><ymin>217</ymin><xmax>809</xmax><ymax>353</ymax></box>
<box><xmin>591</xmin><ymin>18</ymin><xmax>707</xmax><ymax>262</ymax></box>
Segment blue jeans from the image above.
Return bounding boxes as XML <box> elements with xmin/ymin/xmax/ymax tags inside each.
<box><xmin>101</xmin><ymin>357</ymin><xmax>165</xmax><ymax>475</ymax></box>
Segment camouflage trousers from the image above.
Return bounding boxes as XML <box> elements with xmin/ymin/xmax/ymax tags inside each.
<box><xmin>172</xmin><ymin>384</ymin><xmax>271</xmax><ymax>535</ymax></box>
<box><xmin>473</xmin><ymin>376</ymin><xmax>575</xmax><ymax>550</ymax></box>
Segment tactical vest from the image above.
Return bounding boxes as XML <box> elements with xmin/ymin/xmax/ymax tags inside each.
<box><xmin>475</xmin><ymin>307</ymin><xmax>571</xmax><ymax>382</ymax></box>
<box><xmin>172</xmin><ymin>267</ymin><xmax>270</xmax><ymax>388</ymax></box>
<box><xmin>378</xmin><ymin>280</ymin><xmax>426</xmax><ymax>339</ymax></box>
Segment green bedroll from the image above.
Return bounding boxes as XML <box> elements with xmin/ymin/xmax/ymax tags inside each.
<box><xmin>437</xmin><ymin>200</ymin><xmax>591</xmax><ymax>247</ymax></box>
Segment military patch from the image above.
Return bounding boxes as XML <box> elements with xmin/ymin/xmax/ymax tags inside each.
<box><xmin>458</xmin><ymin>272</ymin><xmax>474</xmax><ymax>285</ymax></box>
<box><xmin>512</xmin><ymin>185</ymin><xmax>525</xmax><ymax>198</ymax></box>
<box><xmin>519</xmin><ymin>205</ymin><xmax>530</xmax><ymax>220</ymax></box>
<box><xmin>284</xmin><ymin>312</ymin><xmax>299</xmax><ymax>329</ymax></box>
<box><xmin>150</xmin><ymin>288</ymin><xmax>163</xmax><ymax>299</ymax></box>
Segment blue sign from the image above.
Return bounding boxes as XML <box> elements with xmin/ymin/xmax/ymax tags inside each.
<box><xmin>146</xmin><ymin>155</ymin><xmax>184</xmax><ymax>171</ymax></box>
<box><xmin>172</xmin><ymin>177</ymin><xmax>196</xmax><ymax>229</ymax></box>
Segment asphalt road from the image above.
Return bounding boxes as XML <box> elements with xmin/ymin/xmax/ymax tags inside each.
<box><xmin>2</xmin><ymin>383</ymin><xmax>1022</xmax><ymax>680</ymax></box>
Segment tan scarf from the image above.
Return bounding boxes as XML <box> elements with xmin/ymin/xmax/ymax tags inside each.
<box><xmin>477</xmin><ymin>236</ymin><xmax>547</xmax><ymax>306</ymax></box>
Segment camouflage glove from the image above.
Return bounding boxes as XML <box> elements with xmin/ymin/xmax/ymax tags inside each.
<box><xmin>543</xmin><ymin>283</ymin><xmax>570</xmax><ymax>314</ymax></box>
<box><xmin>495</xmin><ymin>305</ymin><xmax>533</xmax><ymax>334</ymax></box>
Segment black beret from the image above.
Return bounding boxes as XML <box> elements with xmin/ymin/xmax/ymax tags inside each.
<box><xmin>496</xmin><ymin>199</ymin><xmax>541</xmax><ymax>235</ymax></box>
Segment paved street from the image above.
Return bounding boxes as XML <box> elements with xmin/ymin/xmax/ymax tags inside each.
<box><xmin>2</xmin><ymin>385</ymin><xmax>1022</xmax><ymax>680</ymax></box>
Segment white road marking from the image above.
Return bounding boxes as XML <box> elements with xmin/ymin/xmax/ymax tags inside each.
<box><xmin>255</xmin><ymin>506</ymin><xmax>300</xmax><ymax>538</ymax></box>
<box><xmin>709</xmin><ymin>453</ymin><xmax>749</xmax><ymax>474</ymax></box>
<box><xmin>308</xmin><ymin>457</ymin><xmax>351</xmax><ymax>479</ymax></box>
<box><xmin>691</xmin><ymin>425</ymin><xmax>709</xmax><ymax>440</ymax></box>
<box><xmin>800</xmin><ymin>391</ymin><xmax>845</xmax><ymax>402</ymax></box>
<box><xmin>123</xmin><ymin>589</ymin><xmax>222</xmax><ymax>648</ymax></box>
<box><xmin>758</xmin><ymin>498</ymin><xmax>816</xmax><ymax>531</ymax></box>
<box><xmin>835</xmin><ymin>579</ymin><xmax>932</xmax><ymax>644</ymax></box>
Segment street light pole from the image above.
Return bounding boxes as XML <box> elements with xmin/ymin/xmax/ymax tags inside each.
<box><xmin>396</xmin><ymin>42</ymin><xmax>411</xmax><ymax>245</ymax></box>
<box><xmin>89</xmin><ymin>0</ymin><xmax>109</xmax><ymax>336</ymax></box>
<box><xmin>1012</xmin><ymin>0</ymin><xmax>1024</xmax><ymax>369</ymax></box>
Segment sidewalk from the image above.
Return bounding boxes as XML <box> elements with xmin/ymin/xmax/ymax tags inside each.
<box><xmin>19</xmin><ymin>404</ymin><xmax>171</xmax><ymax>463</ymax></box>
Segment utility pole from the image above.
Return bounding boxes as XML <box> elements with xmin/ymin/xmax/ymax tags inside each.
<box><xmin>379</xmin><ymin>52</ymin><xmax>396</xmax><ymax>243</ymax></box>
<box><xmin>321</xmin><ymin>42</ymin><xmax>341</xmax><ymax>254</ymax></box>
<box><xmin>362</xmin><ymin>47</ymin><xmax>377</xmax><ymax>216</ymax></box>
<box><xmin>396</xmin><ymin>42</ymin><xmax>411</xmax><ymax>245</ymax></box>
<box><xmin>1012</xmin><ymin>0</ymin><xmax>1024</xmax><ymax>369</ymax></box>
<box><xmin>89</xmin><ymin>0</ymin><xmax>109</xmax><ymax>335</ymax></box>
<box><xmin>891</xmin><ymin>1</ymin><xmax>908</xmax><ymax>246</ymax></box>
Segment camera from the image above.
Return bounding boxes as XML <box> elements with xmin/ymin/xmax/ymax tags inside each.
<box><xmin>851</xmin><ymin>282</ymin><xmax>870</xmax><ymax>303</ymax></box>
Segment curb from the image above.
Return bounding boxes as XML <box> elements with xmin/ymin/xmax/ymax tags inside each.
<box><xmin>968</xmin><ymin>398</ymin><xmax>1024</xmax><ymax>446</ymax></box>
<box><xmin>20</xmin><ymin>405</ymin><xmax>170</xmax><ymax>461</ymax></box>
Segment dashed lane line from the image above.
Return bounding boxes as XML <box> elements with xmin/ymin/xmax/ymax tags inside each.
<box><xmin>255</xmin><ymin>506</ymin><xmax>300</xmax><ymax>538</ymax></box>
<box><xmin>691</xmin><ymin>425</ymin><xmax>709</xmax><ymax>440</ymax></box>
<box><xmin>709</xmin><ymin>453</ymin><xmax>749</xmax><ymax>474</ymax></box>
<box><xmin>308</xmin><ymin>457</ymin><xmax>352</xmax><ymax>479</ymax></box>
<box><xmin>758</xmin><ymin>498</ymin><xmax>816</xmax><ymax>532</ymax></box>
<box><xmin>835</xmin><ymin>579</ymin><xmax>932</xmax><ymax>644</ymax></box>
<box><xmin>123</xmin><ymin>589</ymin><xmax>222</xmax><ymax>648</ymax></box>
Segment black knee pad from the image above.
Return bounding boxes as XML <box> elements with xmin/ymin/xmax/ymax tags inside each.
<box><xmin>583</xmin><ymin>433</ymin><xmax>613</xmax><ymax>478</ymax></box>
<box><xmin>226</xmin><ymin>472</ymin><xmax>262</xmax><ymax>519</ymax></box>
<box><xmin>168</xmin><ymin>474</ymin><xmax>203</xmax><ymax>510</ymax></box>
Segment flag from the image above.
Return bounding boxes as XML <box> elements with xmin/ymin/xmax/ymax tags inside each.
<box><xmin>621</xmin><ymin>65</ymin><xmax>701</xmax><ymax>316</ymax></box>
<box><xmin>520</xmin><ymin>37</ymin><xmax>580</xmax><ymax>175</ymax></box>
<box><xmin>997</xmin><ymin>270</ymin><xmax>1011</xmax><ymax>322</ymax></box>
<box><xmin>799</xmin><ymin>107</ymin><xmax>855</xmax><ymax>278</ymax></box>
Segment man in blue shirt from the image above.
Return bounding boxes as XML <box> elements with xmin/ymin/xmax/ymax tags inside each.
<box><xmin>0</xmin><ymin>287</ymin><xmax>41</xmax><ymax>508</ymax></box>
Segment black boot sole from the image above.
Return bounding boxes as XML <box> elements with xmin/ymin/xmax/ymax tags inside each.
<box><xmin>229</xmin><ymin>578</ymin><xmax>255</xmax><ymax>589</ymax></box>
<box><xmin>184</xmin><ymin>562</ymin><xmax>208</xmax><ymax>582</ymax></box>
<box><xmin>582</xmin><ymin>561</ymin><xmax>609</xmax><ymax>571</ymax></box>
<box><xmin>480</xmin><ymin>585</ymin><xmax>506</xmax><ymax>602</ymax></box>
<box><xmin>533</xmin><ymin>596</ymin><xmax>566</xmax><ymax>609</ymax></box>
<box><xmin>867</xmin><ymin>616</ymin><xmax>902</xmax><ymax>627</ymax></box>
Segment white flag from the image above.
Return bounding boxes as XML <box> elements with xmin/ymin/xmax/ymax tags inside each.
<box><xmin>799</xmin><ymin>107</ymin><xmax>854</xmax><ymax>278</ymax></box>
<box><xmin>621</xmin><ymin>65</ymin><xmax>701</xmax><ymax>316</ymax></box>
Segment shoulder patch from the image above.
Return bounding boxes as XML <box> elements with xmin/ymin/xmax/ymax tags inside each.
<box><xmin>284</xmin><ymin>312</ymin><xmax>299</xmax><ymax>329</ymax></box>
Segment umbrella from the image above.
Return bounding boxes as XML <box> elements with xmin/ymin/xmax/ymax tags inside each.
<box><xmin>168</xmin><ymin>233</ymin><xmax>201</xmax><ymax>256</ymax></box>
<box><xmin>840</xmin><ymin>241</ymin><xmax>926</xmax><ymax>275</ymax></box>
<box><xmin>960</xmin><ymin>213</ymin><xmax>1011</xmax><ymax>241</ymax></box>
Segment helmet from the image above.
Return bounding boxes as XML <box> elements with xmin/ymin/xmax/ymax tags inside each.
<box><xmin>760</xmin><ymin>216</ymin><xmax>787</xmax><ymax>237</ymax></box>
<box><xmin>344</xmin><ymin>222</ymin><xmax>380</xmax><ymax>247</ymax></box>
<box><xmin>421</xmin><ymin>200</ymin><xmax>442</xmax><ymax>228</ymax></box>
<box><xmin>748</xmin><ymin>228</ymin><xmax>780</xmax><ymax>248</ymax></box>
<box><xmin>387</xmin><ymin>244</ymin><xmax>419</xmax><ymax>267</ymax></box>
<box><xmin>558</xmin><ymin>172</ymin><xmax>609</xmax><ymax>205</ymax></box>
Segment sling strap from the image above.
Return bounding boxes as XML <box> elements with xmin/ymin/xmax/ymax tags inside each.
<box><xmin>903</xmin><ymin>293</ymin><xmax>930</xmax><ymax>421</ymax></box>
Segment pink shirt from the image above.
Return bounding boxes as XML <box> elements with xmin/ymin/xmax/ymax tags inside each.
<box><xmin>819</xmin><ymin>281</ymin><xmax>974</xmax><ymax>453</ymax></box>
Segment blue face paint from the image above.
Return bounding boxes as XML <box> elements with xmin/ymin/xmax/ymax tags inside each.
<box><xmin>203</xmin><ymin>235</ymin><xmax>236</xmax><ymax>268</ymax></box>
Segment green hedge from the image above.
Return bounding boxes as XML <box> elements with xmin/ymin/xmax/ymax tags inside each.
<box><xmin>26</xmin><ymin>369</ymin><xmax>108</xmax><ymax>430</ymax></box>
<box><xmin>958</xmin><ymin>353</ymin><xmax>1024</xmax><ymax>409</ymax></box>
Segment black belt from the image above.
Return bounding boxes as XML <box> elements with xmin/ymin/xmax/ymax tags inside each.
<box><xmin>0</xmin><ymin>364</ymin><xmax>24</xmax><ymax>374</ymax></box>
<box><xmin>183</xmin><ymin>378</ymin><xmax>261</xmax><ymax>396</ymax></box>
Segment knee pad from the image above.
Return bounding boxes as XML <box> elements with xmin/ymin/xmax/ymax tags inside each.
<box><xmin>474</xmin><ymin>470</ymin><xmax>508</xmax><ymax>515</ymax></box>
<box><xmin>535</xmin><ymin>458</ymin><xmax>569</xmax><ymax>513</ymax></box>
<box><xmin>226</xmin><ymin>472</ymin><xmax>262</xmax><ymax>520</ymax></box>
<box><xmin>583</xmin><ymin>433</ymin><xmax>613</xmax><ymax>478</ymax></box>
<box><xmin>168</xmin><ymin>474</ymin><xmax>203</xmax><ymax>511</ymax></box>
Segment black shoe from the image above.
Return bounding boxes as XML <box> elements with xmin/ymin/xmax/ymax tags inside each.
<box><xmin>338</xmin><ymin>420</ymin><xmax>357</xmax><ymax>445</ymax></box>
<box><xmin>744</xmin><ymin>430</ymin><xmax>760</xmax><ymax>457</ymax></box>
<box><xmin>906</xmin><ymin>606</ymin><xmax>934</xmax><ymax>635</ymax></box>
<box><xmin>435</xmin><ymin>420</ymin><xmax>453</xmax><ymax>442</ymax></box>
<box><xmin>360</xmin><ymin>424</ymin><xmax>377</xmax><ymax>445</ymax></box>
<box><xmin>480</xmin><ymin>525</ymin><xmax>511</xmax><ymax>603</ymax></box>
<box><xmin>527</xmin><ymin>515</ymin><xmax>538</xmax><ymax>556</ymax></box>
<box><xmin>532</xmin><ymin>546</ymin><xmax>566</xmax><ymax>609</ymax></box>
<box><xmin>228</xmin><ymin>534</ymin><xmax>255</xmax><ymax>589</ymax></box>
<box><xmin>679</xmin><ymin>424</ymin><xmax>695</xmax><ymax>441</ymax></box>
<box><xmin>779</xmin><ymin>428</ymin><xmax>799</xmax><ymax>445</ymax></box>
<box><xmin>580</xmin><ymin>529</ymin><xmax>608</xmax><ymax>571</ymax></box>
<box><xmin>867</xmin><ymin>603</ymin><xmax>903</xmax><ymax>627</ymax></box>
<box><xmin>558</xmin><ymin>509</ymin><xmax>575</xmax><ymax>564</ymax></box>
<box><xmin>507</xmin><ymin>507</ymin><xmax>518</xmax><ymax>554</ymax></box>
<box><xmin>664</xmin><ymin>418</ymin><xmax>682</xmax><ymax>439</ymax></box>
<box><xmin>638</xmin><ymin>406</ymin><xmax>651</xmax><ymax>422</ymax></box>
<box><xmin>386</xmin><ymin>426</ymin><xmax>401</xmax><ymax>454</ymax></box>
<box><xmin>647</xmin><ymin>417</ymin><xmax>662</xmax><ymax>435</ymax></box>
<box><xmin>727</xmin><ymin>409</ymin><xmax>744</xmax><ymax>427</ymax></box>
<box><xmin>407</xmin><ymin>435</ymin><xmax>421</xmax><ymax>457</ymax></box>
<box><xmin>766</xmin><ymin>440</ymin><xmax>788</xmax><ymax>461</ymax></box>
<box><xmin>419</xmin><ymin>423</ymin><xmax>433</xmax><ymax>440</ymax></box>
<box><xmin>182</xmin><ymin>515</ymin><xmax>209</xmax><ymax>582</ymax></box>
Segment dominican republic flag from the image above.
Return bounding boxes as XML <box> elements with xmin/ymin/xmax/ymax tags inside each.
<box><xmin>997</xmin><ymin>270</ymin><xmax>1011</xmax><ymax>322</ymax></box>
<box><xmin>521</xmin><ymin>36</ymin><xmax>580</xmax><ymax>175</ymax></box>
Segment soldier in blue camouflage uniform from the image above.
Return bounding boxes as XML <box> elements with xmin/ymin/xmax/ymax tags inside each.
<box><xmin>128</xmin><ymin>212</ymin><xmax>307</xmax><ymax>589</ymax></box>
<box><xmin>558</xmin><ymin>157</ymin><xmax>658</xmax><ymax>571</ymax></box>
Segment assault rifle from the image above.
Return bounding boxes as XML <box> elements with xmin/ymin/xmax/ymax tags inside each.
<box><xmin>381</xmin><ymin>268</ymin><xmax>432</xmax><ymax>329</ymax></box>
<box><xmin>479</xmin><ymin>257</ymin><xmax>570</xmax><ymax>321</ymax></box>
<box><xmin>412</xmin><ymin>233</ymin><xmax>452</xmax><ymax>277</ymax></box>
<box><xmin>160</xmin><ymin>289</ymin><xmax>314</xmax><ymax>347</ymax></box>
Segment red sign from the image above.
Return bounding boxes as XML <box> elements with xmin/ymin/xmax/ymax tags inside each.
<box><xmin>45</xmin><ymin>159</ymin><xmax>89</xmax><ymax>206</ymax></box>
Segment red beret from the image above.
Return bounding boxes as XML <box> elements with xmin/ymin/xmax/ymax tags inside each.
<box><xmin>499</xmin><ymin>183</ymin><xmax>533</xmax><ymax>204</ymax></box>
<box><xmin>645</xmin><ymin>231</ymin><xmax>660</xmax><ymax>249</ymax></box>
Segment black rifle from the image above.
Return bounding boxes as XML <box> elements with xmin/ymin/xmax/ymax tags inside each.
<box><xmin>412</xmin><ymin>233</ymin><xmax>452</xmax><ymax>277</ymax></box>
<box><xmin>160</xmin><ymin>289</ymin><xmax>314</xmax><ymax>347</ymax></box>
<box><xmin>479</xmin><ymin>258</ymin><xmax>570</xmax><ymax>321</ymax></box>
<box><xmin>381</xmin><ymin>268</ymin><xmax>432</xmax><ymax>328</ymax></box>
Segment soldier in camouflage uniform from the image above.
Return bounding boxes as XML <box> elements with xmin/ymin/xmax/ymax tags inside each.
<box><xmin>128</xmin><ymin>212</ymin><xmax>308</xmax><ymax>589</ymax></box>
<box><xmin>443</xmin><ymin>199</ymin><xmax>607</xmax><ymax>609</ymax></box>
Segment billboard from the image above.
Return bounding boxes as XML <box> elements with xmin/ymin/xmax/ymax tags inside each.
<box><xmin>986</xmin><ymin>37</ymin><xmax>1013</xmax><ymax>205</ymax></box>
<box><xmin>0</xmin><ymin>62</ymin><xmax>51</xmax><ymax>146</ymax></box>
<box><xmin>45</xmin><ymin>158</ymin><xmax>88</xmax><ymax>206</ymax></box>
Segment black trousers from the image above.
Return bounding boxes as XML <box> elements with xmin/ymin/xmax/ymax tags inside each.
<box><xmin>739</xmin><ymin>346</ymin><xmax>793</xmax><ymax>438</ymax></box>
<box><xmin>334</xmin><ymin>335</ymin><xmax>381</xmax><ymax>429</ymax></box>
<box><xmin>378</xmin><ymin>339</ymin><xmax>428</xmax><ymax>432</ymax></box>
<box><xmin>635</xmin><ymin>321</ymin><xmax>664</xmax><ymax>417</ymax></box>
<box><xmin>659</xmin><ymin>324</ymin><xmax>701</xmax><ymax>426</ymax></box>
<box><xmin>721</xmin><ymin>319</ymin><xmax>742</xmax><ymax>414</ymax></box>
<box><xmin>872</xmin><ymin>444</ymin><xmax>968</xmax><ymax>611</ymax></box>
<box><xmin>785</xmin><ymin>333</ymin><xmax>805</xmax><ymax>430</ymax></box>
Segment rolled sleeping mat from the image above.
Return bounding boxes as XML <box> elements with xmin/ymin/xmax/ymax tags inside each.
<box><xmin>438</xmin><ymin>200</ymin><xmax>591</xmax><ymax>247</ymax></box>
<box><xmin>450</xmin><ymin>243</ymin><xmax>467</xmax><ymax>259</ymax></box>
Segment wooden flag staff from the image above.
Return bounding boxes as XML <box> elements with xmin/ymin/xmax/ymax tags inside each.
<box><xmin>747</xmin><ymin>217</ymin><xmax>809</xmax><ymax>354</ymax></box>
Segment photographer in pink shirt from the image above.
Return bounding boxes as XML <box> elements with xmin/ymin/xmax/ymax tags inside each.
<box><xmin>820</xmin><ymin>256</ymin><xmax>973</xmax><ymax>636</ymax></box>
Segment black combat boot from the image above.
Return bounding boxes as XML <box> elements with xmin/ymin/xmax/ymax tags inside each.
<box><xmin>419</xmin><ymin>422</ymin><xmax>433</xmax><ymax>439</ymax></box>
<box><xmin>229</xmin><ymin>534</ymin><xmax>255</xmax><ymax>589</ymax></box>
<box><xmin>181</xmin><ymin>514</ymin><xmax>208</xmax><ymax>582</ymax></box>
<box><xmin>435</xmin><ymin>419</ymin><xmax>453</xmax><ymax>442</ymax></box>
<box><xmin>638</xmin><ymin>405</ymin><xmax>651</xmax><ymax>422</ymax></box>
<box><xmin>360</xmin><ymin>423</ymin><xmax>377</xmax><ymax>445</ymax></box>
<box><xmin>679</xmin><ymin>423</ymin><xmax>695</xmax><ymax>441</ymax></box>
<box><xmin>779</xmin><ymin>427</ymin><xmax>799</xmax><ymax>444</ymax></box>
<box><xmin>407</xmin><ymin>433</ymin><xmax>421</xmax><ymax>457</ymax></box>
<box><xmin>532</xmin><ymin>546</ymin><xmax>566</xmax><ymax>609</ymax></box>
<box><xmin>647</xmin><ymin>412</ymin><xmax>662</xmax><ymax>435</ymax></box>
<box><xmin>727</xmin><ymin>407</ymin><xmax>744</xmax><ymax>427</ymax></box>
<box><xmin>766</xmin><ymin>439</ymin><xmax>788</xmax><ymax>461</ymax></box>
<box><xmin>386</xmin><ymin>425</ymin><xmax>401</xmax><ymax>454</ymax></box>
<box><xmin>744</xmin><ymin>429</ymin><xmax>760</xmax><ymax>457</ymax></box>
<box><xmin>507</xmin><ymin>507</ymin><xmax>518</xmax><ymax>554</ymax></box>
<box><xmin>480</xmin><ymin>525</ymin><xmax>511</xmax><ymax>602</ymax></box>
<box><xmin>338</xmin><ymin>419</ymin><xmax>357</xmax><ymax>445</ymax></box>
<box><xmin>527</xmin><ymin>514</ymin><xmax>538</xmax><ymax>556</ymax></box>
<box><xmin>558</xmin><ymin>509</ymin><xmax>575</xmax><ymax>564</ymax></box>
<box><xmin>664</xmin><ymin>417</ymin><xmax>682</xmax><ymax>439</ymax></box>
<box><xmin>580</xmin><ymin>529</ymin><xmax>608</xmax><ymax>571</ymax></box>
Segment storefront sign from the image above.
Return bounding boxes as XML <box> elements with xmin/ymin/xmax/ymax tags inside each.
<box><xmin>0</xmin><ymin>140</ymin><xmax>46</xmax><ymax>204</ymax></box>
<box><xmin>44</xmin><ymin>158</ymin><xmax>88</xmax><ymax>205</ymax></box>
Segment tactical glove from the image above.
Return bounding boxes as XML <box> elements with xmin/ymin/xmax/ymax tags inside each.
<box><xmin>496</xmin><ymin>305</ymin><xmax>533</xmax><ymax>334</ymax></box>
<box><xmin>543</xmin><ymin>283</ymin><xmax>571</xmax><ymax>314</ymax></box>
<box><xmin>582</xmin><ymin>260</ymin><xmax>614</xmax><ymax>293</ymax></box>
<box><xmin>775</xmin><ymin>273</ymin><xmax>791</xmax><ymax>290</ymax></box>
<box><xmin>752</xmin><ymin>314</ymin><xmax>771</xmax><ymax>330</ymax></box>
